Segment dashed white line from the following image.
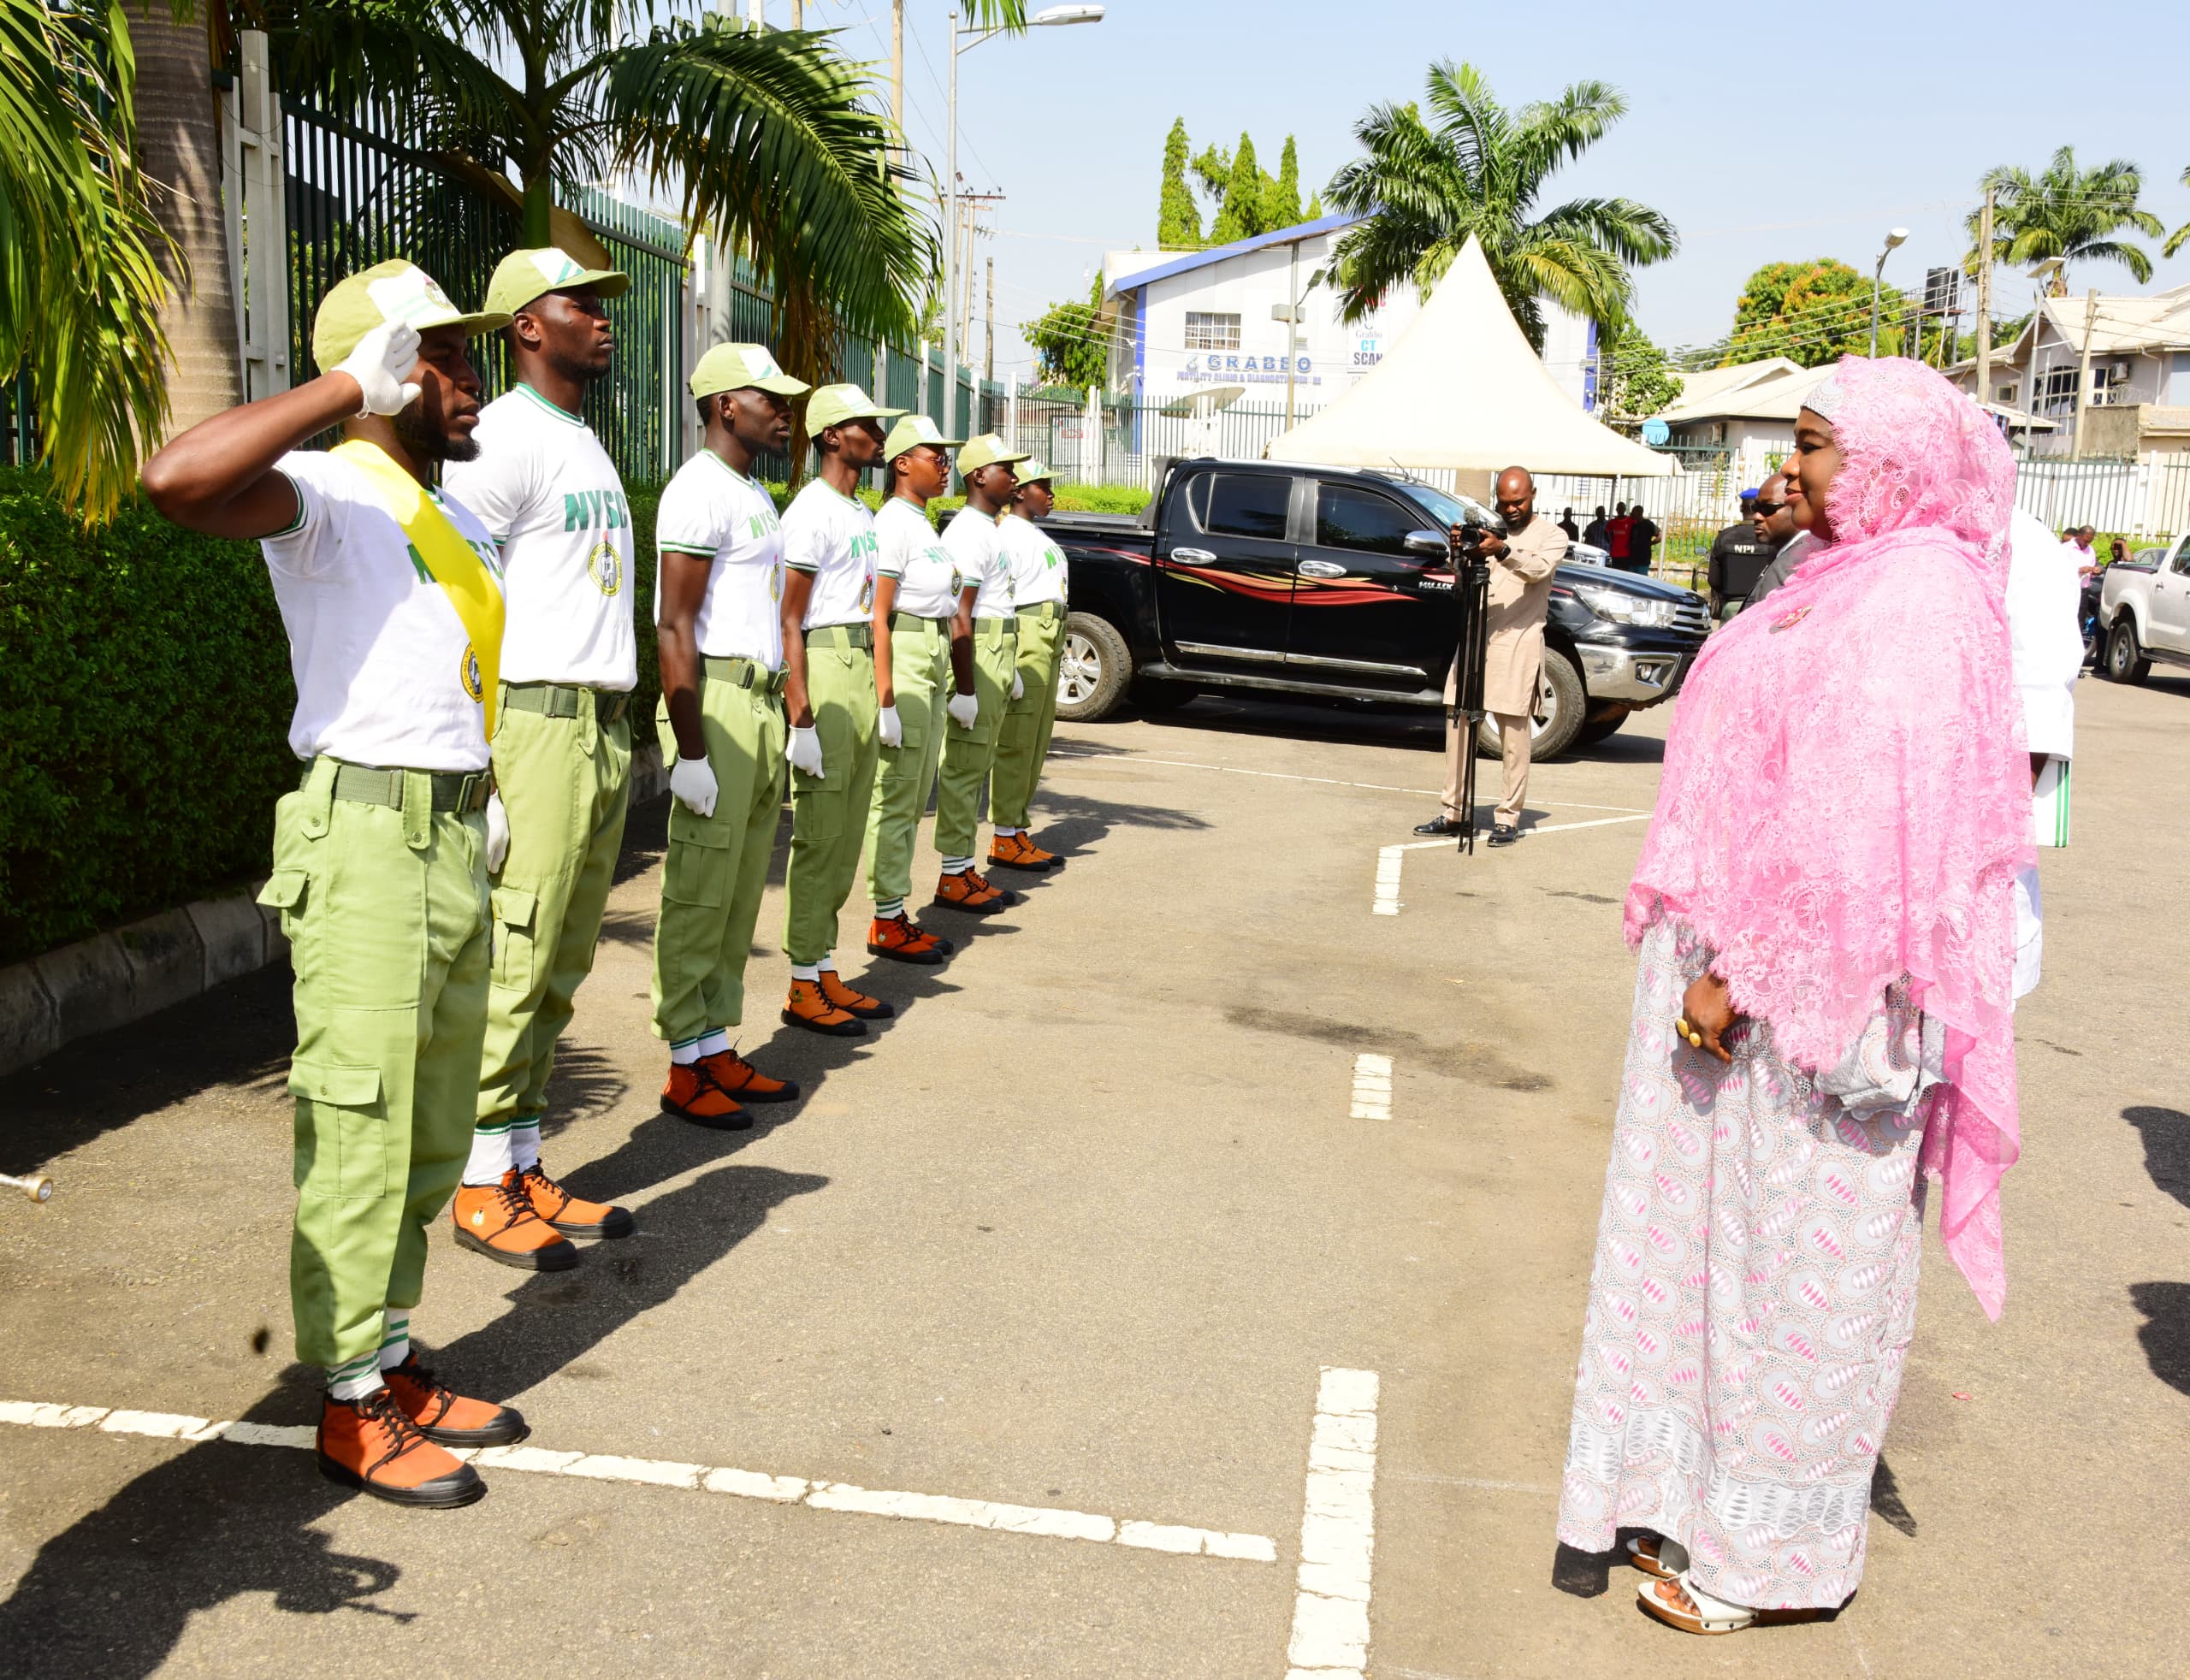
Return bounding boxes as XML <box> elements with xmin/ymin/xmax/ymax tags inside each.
<box><xmin>1283</xmin><ymin>1367</ymin><xmax>1380</xmax><ymax>1679</ymax></box>
<box><xmin>1372</xmin><ymin>838</ymin><xmax>1451</xmax><ymax>914</ymax></box>
<box><xmin>1051</xmin><ymin>748</ymin><xmax>1646</xmax><ymax>813</ymax></box>
<box><xmin>1348</xmin><ymin>1054</ymin><xmax>1393</xmax><ymax>1120</ymax></box>
<box><xmin>0</xmin><ymin>1399</ymin><xmax>1277</xmax><ymax>1564</ymax></box>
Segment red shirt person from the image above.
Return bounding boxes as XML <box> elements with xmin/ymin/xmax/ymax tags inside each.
<box><xmin>1606</xmin><ymin>504</ymin><xmax>1635</xmax><ymax>565</ymax></box>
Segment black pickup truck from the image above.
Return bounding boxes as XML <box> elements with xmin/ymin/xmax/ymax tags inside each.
<box><xmin>1039</xmin><ymin>457</ymin><xmax>1709</xmax><ymax>759</ymax></box>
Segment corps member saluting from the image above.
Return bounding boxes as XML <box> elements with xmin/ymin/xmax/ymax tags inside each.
<box><xmin>986</xmin><ymin>456</ymin><xmax>1068</xmax><ymax>872</ymax></box>
<box><xmin>778</xmin><ymin>383</ymin><xmax>906</xmax><ymax>1033</ymax></box>
<box><xmin>932</xmin><ymin>434</ymin><xmax>1029</xmax><ymax>913</ymax></box>
<box><xmin>441</xmin><ymin>247</ymin><xmax>637</xmax><ymax>1270</ymax></box>
<box><xmin>140</xmin><ymin>262</ymin><xmax>526</xmax><ymax>1506</ymax></box>
<box><xmin>863</xmin><ymin>414</ymin><xmax>969</xmax><ymax>965</ymax></box>
<box><xmin>650</xmin><ymin>344</ymin><xmax>814</xmax><ymax>1121</ymax></box>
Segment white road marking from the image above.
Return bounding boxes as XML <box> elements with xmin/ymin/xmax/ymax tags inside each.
<box><xmin>1348</xmin><ymin>1054</ymin><xmax>1393</xmax><ymax>1120</ymax></box>
<box><xmin>1051</xmin><ymin>748</ymin><xmax>1644</xmax><ymax>813</ymax></box>
<box><xmin>1370</xmin><ymin>814</ymin><xmax>1650</xmax><ymax>914</ymax></box>
<box><xmin>0</xmin><ymin>1398</ymin><xmax>1276</xmax><ymax>1564</ymax></box>
<box><xmin>1284</xmin><ymin>1367</ymin><xmax>1379</xmax><ymax>1679</ymax></box>
<box><xmin>1385</xmin><ymin>1469</ymin><xmax>1552</xmax><ymax>1494</ymax></box>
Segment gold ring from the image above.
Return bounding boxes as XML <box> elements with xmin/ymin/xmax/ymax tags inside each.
<box><xmin>1675</xmin><ymin>1017</ymin><xmax>1692</xmax><ymax>1038</ymax></box>
<box><xmin>1688</xmin><ymin>1030</ymin><xmax>1704</xmax><ymax>1048</ymax></box>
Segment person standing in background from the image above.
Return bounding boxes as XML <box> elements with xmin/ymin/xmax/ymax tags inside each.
<box><xmin>648</xmin><ymin>344</ymin><xmax>812</xmax><ymax>1126</ymax></box>
<box><xmin>442</xmin><ymin>247</ymin><xmax>637</xmax><ymax>1271</ymax></box>
<box><xmin>1605</xmin><ymin>501</ymin><xmax>1635</xmax><ymax>570</ymax></box>
<box><xmin>1557</xmin><ymin>506</ymin><xmax>1580</xmax><ymax>541</ymax></box>
<box><xmin>989</xmin><ymin>458</ymin><xmax>1068</xmax><ymax>873</ymax></box>
<box><xmin>1627</xmin><ymin>504</ymin><xmax>1660</xmax><ymax>577</ymax></box>
<box><xmin>1735</xmin><ymin>464</ymin><xmax>1817</xmax><ymax>614</ymax></box>
<box><xmin>2006</xmin><ymin>505</ymin><xmax>2081</xmax><ymax>999</ymax></box>
<box><xmin>1707</xmin><ymin>483</ymin><xmax>1787</xmax><ymax>621</ymax></box>
<box><xmin>1583</xmin><ymin>505</ymin><xmax>1609</xmax><ymax>549</ymax></box>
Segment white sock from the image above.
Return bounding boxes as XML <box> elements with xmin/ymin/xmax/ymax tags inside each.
<box><xmin>510</xmin><ymin>1116</ymin><xmax>541</xmax><ymax>1173</ymax></box>
<box><xmin>377</xmin><ymin>1313</ymin><xmax>411</xmax><ymax>1372</ymax></box>
<box><xmin>790</xmin><ymin>961</ymin><xmax>820</xmax><ymax>982</ymax></box>
<box><xmin>993</xmin><ymin>825</ymin><xmax>1020</xmax><ymax>838</ymax></box>
<box><xmin>942</xmin><ymin>856</ymin><xmax>974</xmax><ymax>874</ymax></box>
<box><xmin>670</xmin><ymin>1035</ymin><xmax>705</xmax><ymax>1067</ymax></box>
<box><xmin>818</xmin><ymin>953</ymin><xmax>838</xmax><ymax>973</ymax></box>
<box><xmin>696</xmin><ymin>1028</ymin><xmax>731</xmax><ymax>1059</ymax></box>
<box><xmin>461</xmin><ymin>1118</ymin><xmax>516</xmax><ymax>1186</ymax></box>
<box><xmin>327</xmin><ymin>1352</ymin><xmax>384</xmax><ymax>1402</ymax></box>
<box><xmin>875</xmin><ymin>896</ymin><xmax>906</xmax><ymax>920</ymax></box>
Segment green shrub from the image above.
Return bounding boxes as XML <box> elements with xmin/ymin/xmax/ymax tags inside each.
<box><xmin>0</xmin><ymin>468</ymin><xmax>298</xmax><ymax>964</ymax></box>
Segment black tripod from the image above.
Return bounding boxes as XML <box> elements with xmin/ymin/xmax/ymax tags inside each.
<box><xmin>1447</xmin><ymin>542</ymin><xmax>1494</xmax><ymax>854</ymax></box>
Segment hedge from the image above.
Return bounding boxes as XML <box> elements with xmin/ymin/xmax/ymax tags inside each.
<box><xmin>0</xmin><ymin>463</ymin><xmax>1134</xmax><ymax>966</ymax></box>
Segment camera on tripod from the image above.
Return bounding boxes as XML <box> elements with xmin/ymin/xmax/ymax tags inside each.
<box><xmin>1448</xmin><ymin>494</ymin><xmax>1508</xmax><ymax>559</ymax></box>
<box><xmin>1442</xmin><ymin>492</ymin><xmax>1506</xmax><ymax>855</ymax></box>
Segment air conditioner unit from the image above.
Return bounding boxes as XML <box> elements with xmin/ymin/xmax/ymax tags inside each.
<box><xmin>2108</xmin><ymin>359</ymin><xmax>2132</xmax><ymax>380</ymax></box>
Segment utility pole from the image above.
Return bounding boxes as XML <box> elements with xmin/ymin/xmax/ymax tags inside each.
<box><xmin>985</xmin><ymin>255</ymin><xmax>995</xmax><ymax>384</ymax></box>
<box><xmin>2074</xmin><ymin>286</ymin><xmax>2098</xmax><ymax>458</ymax></box>
<box><xmin>1974</xmin><ymin>186</ymin><xmax>1993</xmax><ymax>411</ymax></box>
<box><xmin>891</xmin><ymin>0</ymin><xmax>903</xmax><ymax>133</ymax></box>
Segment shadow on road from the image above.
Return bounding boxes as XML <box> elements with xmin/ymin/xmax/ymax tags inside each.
<box><xmin>2122</xmin><ymin>1105</ymin><xmax>2190</xmax><ymax>1210</ymax></box>
<box><xmin>2128</xmin><ymin>1282</ymin><xmax>2190</xmax><ymax>1398</ymax></box>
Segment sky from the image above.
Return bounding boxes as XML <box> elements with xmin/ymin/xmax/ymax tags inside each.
<box><xmin>796</xmin><ymin>0</ymin><xmax>2190</xmax><ymax>382</ymax></box>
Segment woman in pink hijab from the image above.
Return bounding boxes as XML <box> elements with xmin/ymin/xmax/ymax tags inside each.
<box><xmin>1554</xmin><ymin>358</ymin><xmax>2032</xmax><ymax>1635</ymax></box>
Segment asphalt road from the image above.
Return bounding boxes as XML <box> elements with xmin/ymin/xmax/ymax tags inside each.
<box><xmin>2</xmin><ymin>674</ymin><xmax>2186</xmax><ymax>1678</ymax></box>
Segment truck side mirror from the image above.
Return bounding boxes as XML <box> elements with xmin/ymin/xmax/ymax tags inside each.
<box><xmin>1404</xmin><ymin>529</ymin><xmax>1449</xmax><ymax>558</ymax></box>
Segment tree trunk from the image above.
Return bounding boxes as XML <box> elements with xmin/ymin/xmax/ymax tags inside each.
<box><xmin>132</xmin><ymin>8</ymin><xmax>242</xmax><ymax>435</ymax></box>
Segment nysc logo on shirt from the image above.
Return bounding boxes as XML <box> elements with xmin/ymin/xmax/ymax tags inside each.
<box><xmin>747</xmin><ymin>507</ymin><xmax>781</xmax><ymax>540</ymax></box>
<box><xmin>459</xmin><ymin>643</ymin><xmax>484</xmax><ymax>703</ymax></box>
<box><xmin>563</xmin><ymin>488</ymin><xmax>630</xmax><ymax>532</ymax></box>
<box><xmin>587</xmin><ymin>539</ymin><xmax>622</xmax><ymax>597</ymax></box>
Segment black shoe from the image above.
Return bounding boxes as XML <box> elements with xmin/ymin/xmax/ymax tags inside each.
<box><xmin>1413</xmin><ymin>814</ymin><xmax>1463</xmax><ymax>837</ymax></box>
<box><xmin>1486</xmin><ymin>824</ymin><xmax>1520</xmax><ymax>847</ymax></box>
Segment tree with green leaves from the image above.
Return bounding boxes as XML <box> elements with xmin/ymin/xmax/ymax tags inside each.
<box><xmin>1265</xmin><ymin>137</ymin><xmax>1302</xmax><ymax>230</ymax></box>
<box><xmin>1024</xmin><ymin>276</ymin><xmax>1109</xmax><ymax>390</ymax></box>
<box><xmin>1174</xmin><ymin>125</ymin><xmax>1310</xmax><ymax>246</ymax></box>
<box><xmin>1157</xmin><ymin>117</ymin><xmax>1200</xmax><ymax>249</ymax></box>
<box><xmin>0</xmin><ymin>0</ymin><xmax>176</xmax><ymax>518</ymax></box>
<box><xmin>1727</xmin><ymin>258</ymin><xmax>1902</xmax><ymax>366</ymax></box>
<box><xmin>1323</xmin><ymin>61</ymin><xmax>1676</xmax><ymax>349</ymax></box>
<box><xmin>1597</xmin><ymin>327</ymin><xmax>1681</xmax><ymax>425</ymax></box>
<box><xmin>266</xmin><ymin>0</ymin><xmax>1017</xmax><ymax>382</ymax></box>
<box><xmin>2164</xmin><ymin>165</ymin><xmax>2190</xmax><ymax>258</ymax></box>
<box><xmin>1209</xmin><ymin>133</ymin><xmax>1263</xmax><ymax>245</ymax></box>
<box><xmin>1963</xmin><ymin>147</ymin><xmax>2162</xmax><ymax>287</ymax></box>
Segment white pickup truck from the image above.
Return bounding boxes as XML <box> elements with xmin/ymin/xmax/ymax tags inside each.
<box><xmin>2098</xmin><ymin>530</ymin><xmax>2190</xmax><ymax>683</ymax></box>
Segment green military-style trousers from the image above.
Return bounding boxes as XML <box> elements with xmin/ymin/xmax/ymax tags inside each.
<box><xmin>991</xmin><ymin>600</ymin><xmax>1064</xmax><ymax>831</ymax></box>
<box><xmin>784</xmin><ymin>625</ymin><xmax>879</xmax><ymax>965</ymax></box>
<box><xmin>866</xmin><ymin>614</ymin><xmax>953</xmax><ymax>908</ymax></box>
<box><xmin>933</xmin><ymin>616</ymin><xmax>1018</xmax><ymax>858</ymax></box>
<box><xmin>258</xmin><ymin>757</ymin><xmax>491</xmax><ymax>1372</ymax></box>
<box><xmin>477</xmin><ymin>689</ymin><xmax>631</xmax><ymax>1126</ymax></box>
<box><xmin>652</xmin><ymin>659</ymin><xmax>788</xmax><ymax>1043</ymax></box>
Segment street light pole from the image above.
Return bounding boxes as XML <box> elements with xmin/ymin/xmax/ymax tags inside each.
<box><xmin>1869</xmin><ymin>227</ymin><xmax>1909</xmax><ymax>357</ymax></box>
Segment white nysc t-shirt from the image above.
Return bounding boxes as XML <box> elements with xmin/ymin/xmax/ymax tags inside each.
<box><xmin>441</xmin><ymin>385</ymin><xmax>636</xmax><ymax>691</ymax></box>
<box><xmin>781</xmin><ymin>479</ymin><xmax>878</xmax><ymax>630</ymax></box>
<box><xmin>999</xmin><ymin>512</ymin><xmax>1068</xmax><ymax>607</ymax></box>
<box><xmin>263</xmin><ymin>449</ymin><xmax>504</xmax><ymax>772</ymax></box>
<box><xmin>654</xmin><ymin>450</ymin><xmax>786</xmax><ymax>670</ymax></box>
<box><xmin>874</xmin><ymin>497</ymin><xmax>959</xmax><ymax>618</ymax></box>
<box><xmin>942</xmin><ymin>507</ymin><xmax>1014</xmax><ymax>620</ymax></box>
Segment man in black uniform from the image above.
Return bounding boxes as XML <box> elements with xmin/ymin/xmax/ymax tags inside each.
<box><xmin>1707</xmin><ymin>470</ymin><xmax>1798</xmax><ymax>620</ymax></box>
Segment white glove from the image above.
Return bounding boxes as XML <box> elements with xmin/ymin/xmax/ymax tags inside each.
<box><xmin>670</xmin><ymin>752</ymin><xmax>719</xmax><ymax>818</ymax></box>
<box><xmin>877</xmin><ymin>704</ymin><xmax>903</xmax><ymax>748</ymax></box>
<box><xmin>1011</xmin><ymin>671</ymin><xmax>1025</xmax><ymax>701</ymax></box>
<box><xmin>335</xmin><ymin>318</ymin><xmax>422</xmax><ymax>417</ymax></box>
<box><xmin>483</xmin><ymin>791</ymin><xmax>511</xmax><ymax>874</ymax></box>
<box><xmin>946</xmin><ymin>689</ymin><xmax>980</xmax><ymax>730</ymax></box>
<box><xmin>786</xmin><ymin>725</ymin><xmax>826</xmax><ymax>779</ymax></box>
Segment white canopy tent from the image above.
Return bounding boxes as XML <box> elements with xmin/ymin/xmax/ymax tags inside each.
<box><xmin>1264</xmin><ymin>236</ymin><xmax>1674</xmax><ymax>479</ymax></box>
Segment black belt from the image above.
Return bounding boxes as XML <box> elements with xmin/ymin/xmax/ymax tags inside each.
<box><xmin>307</xmin><ymin>759</ymin><xmax>494</xmax><ymax>813</ymax></box>
<box><xmin>806</xmin><ymin>623</ymin><xmax>873</xmax><ymax>651</ymax></box>
<box><xmin>503</xmin><ymin>681</ymin><xmax>632</xmax><ymax>727</ymax></box>
<box><xmin>891</xmin><ymin>611</ymin><xmax>951</xmax><ymax>631</ymax></box>
<box><xmin>701</xmin><ymin>654</ymin><xmax>787</xmax><ymax>697</ymax></box>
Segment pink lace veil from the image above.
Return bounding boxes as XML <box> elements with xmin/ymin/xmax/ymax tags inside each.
<box><xmin>1625</xmin><ymin>356</ymin><xmax>2031</xmax><ymax>1317</ymax></box>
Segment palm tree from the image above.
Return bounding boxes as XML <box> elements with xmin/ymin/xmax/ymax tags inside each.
<box><xmin>2164</xmin><ymin>165</ymin><xmax>2190</xmax><ymax>259</ymax></box>
<box><xmin>1</xmin><ymin>0</ymin><xmax>177</xmax><ymax>518</ymax></box>
<box><xmin>269</xmin><ymin>0</ymin><xmax>1024</xmax><ymax>380</ymax></box>
<box><xmin>1964</xmin><ymin>147</ymin><xmax>2162</xmax><ymax>287</ymax></box>
<box><xmin>1323</xmin><ymin>61</ymin><xmax>1676</xmax><ymax>348</ymax></box>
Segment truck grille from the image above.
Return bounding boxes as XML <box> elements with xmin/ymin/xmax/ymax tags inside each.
<box><xmin>1671</xmin><ymin>595</ymin><xmax>1710</xmax><ymax>638</ymax></box>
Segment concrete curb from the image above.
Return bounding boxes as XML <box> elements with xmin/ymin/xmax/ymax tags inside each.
<box><xmin>0</xmin><ymin>742</ymin><xmax>666</xmax><ymax>1081</ymax></box>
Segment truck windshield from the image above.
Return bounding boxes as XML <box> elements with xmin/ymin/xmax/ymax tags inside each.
<box><xmin>1384</xmin><ymin>478</ymin><xmax>1494</xmax><ymax>536</ymax></box>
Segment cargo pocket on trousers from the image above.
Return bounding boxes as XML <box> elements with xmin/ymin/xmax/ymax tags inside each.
<box><xmin>489</xmin><ymin>886</ymin><xmax>538</xmax><ymax>992</ymax></box>
<box><xmin>289</xmin><ymin>1060</ymin><xmax>387</xmax><ymax>1198</ymax></box>
<box><xmin>662</xmin><ymin>814</ymin><xmax>731</xmax><ymax>907</ymax></box>
<box><xmin>257</xmin><ymin>868</ymin><xmax>310</xmax><ymax>944</ymax></box>
<box><xmin>790</xmin><ymin>785</ymin><xmax>845</xmax><ymax>842</ymax></box>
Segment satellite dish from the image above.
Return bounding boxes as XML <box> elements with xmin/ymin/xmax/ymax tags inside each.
<box><xmin>1640</xmin><ymin>417</ymin><xmax>1670</xmax><ymax>447</ymax></box>
<box><xmin>1160</xmin><ymin>384</ymin><xmax>1247</xmax><ymax>418</ymax></box>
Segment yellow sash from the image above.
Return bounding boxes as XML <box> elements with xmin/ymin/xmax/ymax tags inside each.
<box><xmin>331</xmin><ymin>439</ymin><xmax>506</xmax><ymax>737</ymax></box>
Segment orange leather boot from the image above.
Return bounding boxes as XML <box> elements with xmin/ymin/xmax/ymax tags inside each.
<box><xmin>519</xmin><ymin>1162</ymin><xmax>635</xmax><ymax>1238</ymax></box>
<box><xmin>818</xmin><ymin>967</ymin><xmax>894</xmax><ymax>1020</ymax></box>
<box><xmin>782</xmin><ymin>978</ymin><xmax>865</xmax><ymax>1036</ymax></box>
<box><xmin>317</xmin><ymin>1388</ymin><xmax>484</xmax><ymax>1508</ymax></box>
<box><xmin>867</xmin><ymin>913</ymin><xmax>950</xmax><ymax>965</ymax></box>
<box><xmin>382</xmin><ymin>1353</ymin><xmax>530</xmax><ymax>1446</ymax></box>
<box><xmin>700</xmin><ymin>1048</ymin><xmax>801</xmax><ymax>1104</ymax></box>
<box><xmin>452</xmin><ymin>1171</ymin><xmax>580</xmax><ymax>1271</ymax></box>
<box><xmin>661</xmin><ymin>1062</ymin><xmax>754</xmax><ymax>1130</ymax></box>
<box><xmin>988</xmin><ymin>831</ymin><xmax>1061</xmax><ymax>871</ymax></box>
<box><xmin>932</xmin><ymin>869</ymin><xmax>1010</xmax><ymax>914</ymax></box>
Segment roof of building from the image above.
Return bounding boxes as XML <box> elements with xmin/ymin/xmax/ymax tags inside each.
<box><xmin>1103</xmin><ymin>212</ymin><xmax>1363</xmax><ymax>302</ymax></box>
<box><xmin>1958</xmin><ymin>282</ymin><xmax>2190</xmax><ymax>373</ymax></box>
<box><xmin>1656</xmin><ymin>358</ymin><xmax>1832</xmax><ymax>425</ymax></box>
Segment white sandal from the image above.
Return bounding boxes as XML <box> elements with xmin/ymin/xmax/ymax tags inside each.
<box><xmin>1625</xmin><ymin>1534</ymin><xmax>1688</xmax><ymax>1581</ymax></box>
<box><xmin>1637</xmin><ymin>1570</ymin><xmax>1755</xmax><ymax>1635</ymax></box>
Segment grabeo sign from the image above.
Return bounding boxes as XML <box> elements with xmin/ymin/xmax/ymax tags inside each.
<box><xmin>1178</xmin><ymin>352</ymin><xmax>1315</xmax><ymax>387</ymax></box>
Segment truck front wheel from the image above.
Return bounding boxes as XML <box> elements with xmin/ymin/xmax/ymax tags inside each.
<box><xmin>1477</xmin><ymin>646</ymin><xmax>1587</xmax><ymax>761</ymax></box>
<box><xmin>2104</xmin><ymin>617</ymin><xmax>2151</xmax><ymax>685</ymax></box>
<box><xmin>1057</xmin><ymin>612</ymin><xmax>1134</xmax><ymax>722</ymax></box>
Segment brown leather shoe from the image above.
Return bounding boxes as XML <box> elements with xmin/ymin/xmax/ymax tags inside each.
<box><xmin>932</xmin><ymin>868</ymin><xmax>1012</xmax><ymax>915</ymax></box>
<box><xmin>452</xmin><ymin>1172</ymin><xmax>580</xmax><ymax>1271</ymax></box>
<box><xmin>782</xmin><ymin>977</ymin><xmax>865</xmax><ymax>1037</ymax></box>
<box><xmin>867</xmin><ymin>913</ymin><xmax>950</xmax><ymax>966</ymax></box>
<box><xmin>818</xmin><ymin>967</ymin><xmax>894</xmax><ymax>1020</ymax></box>
<box><xmin>519</xmin><ymin>1161</ymin><xmax>634</xmax><ymax>1238</ymax></box>
<box><xmin>699</xmin><ymin>1048</ymin><xmax>801</xmax><ymax>1104</ymax></box>
<box><xmin>382</xmin><ymin>1353</ymin><xmax>530</xmax><ymax>1446</ymax></box>
<box><xmin>317</xmin><ymin>1388</ymin><xmax>484</xmax><ymax>1508</ymax></box>
<box><xmin>988</xmin><ymin>831</ymin><xmax>1061</xmax><ymax>871</ymax></box>
<box><xmin>661</xmin><ymin>1062</ymin><xmax>754</xmax><ymax>1130</ymax></box>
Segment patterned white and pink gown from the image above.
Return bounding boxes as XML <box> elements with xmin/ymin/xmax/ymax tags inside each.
<box><xmin>1555</xmin><ymin>914</ymin><xmax>1941</xmax><ymax>1612</ymax></box>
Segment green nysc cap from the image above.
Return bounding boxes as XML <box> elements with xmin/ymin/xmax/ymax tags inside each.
<box><xmin>881</xmin><ymin>412</ymin><xmax>964</xmax><ymax>462</ymax></box>
<box><xmin>311</xmin><ymin>259</ymin><xmax>510</xmax><ymax>375</ymax></box>
<box><xmin>484</xmin><ymin>246</ymin><xmax>630</xmax><ymax>317</ymax></box>
<box><xmin>805</xmin><ymin>382</ymin><xmax>905</xmax><ymax>435</ymax></box>
<box><xmin>1014</xmin><ymin>455</ymin><xmax>1056</xmax><ymax>488</ymax></box>
<box><xmin>958</xmin><ymin>432</ymin><xmax>1031</xmax><ymax>476</ymax></box>
<box><xmin>690</xmin><ymin>342</ymin><xmax>811</xmax><ymax>400</ymax></box>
